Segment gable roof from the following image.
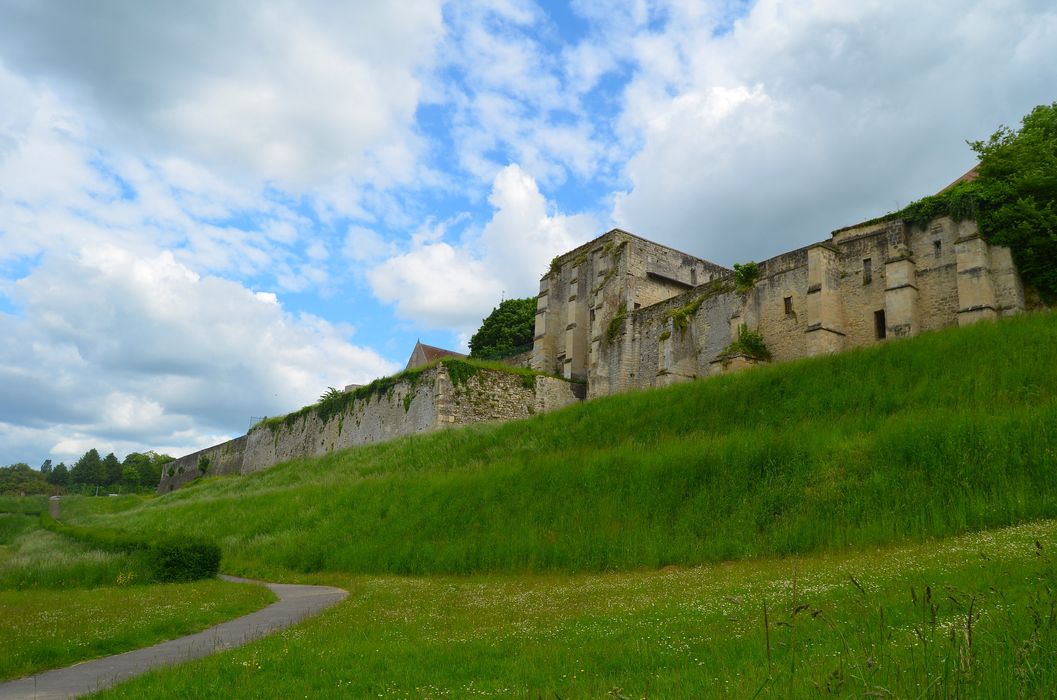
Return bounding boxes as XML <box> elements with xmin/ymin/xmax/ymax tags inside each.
<box><xmin>406</xmin><ymin>340</ymin><xmax>467</xmax><ymax>370</ymax></box>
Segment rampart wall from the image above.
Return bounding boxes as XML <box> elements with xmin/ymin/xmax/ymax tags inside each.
<box><xmin>159</xmin><ymin>363</ymin><xmax>582</xmax><ymax>491</ymax></box>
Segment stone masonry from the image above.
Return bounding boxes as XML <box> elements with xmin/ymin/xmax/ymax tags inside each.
<box><xmin>159</xmin><ymin>363</ymin><xmax>582</xmax><ymax>491</ymax></box>
<box><xmin>532</xmin><ymin>217</ymin><xmax>1025</xmax><ymax>396</ymax></box>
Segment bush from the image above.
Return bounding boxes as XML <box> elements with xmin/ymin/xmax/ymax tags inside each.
<box><xmin>39</xmin><ymin>514</ymin><xmax>221</xmax><ymax>583</ymax></box>
<box><xmin>147</xmin><ymin>538</ymin><xmax>222</xmax><ymax>582</ymax></box>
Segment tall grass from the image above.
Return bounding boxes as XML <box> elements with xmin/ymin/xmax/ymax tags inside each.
<box><xmin>84</xmin><ymin>312</ymin><xmax>1057</xmax><ymax>577</ymax></box>
<box><xmin>92</xmin><ymin>521</ymin><xmax>1057</xmax><ymax>699</ymax></box>
<box><xmin>0</xmin><ymin>529</ymin><xmax>151</xmax><ymax>590</ymax></box>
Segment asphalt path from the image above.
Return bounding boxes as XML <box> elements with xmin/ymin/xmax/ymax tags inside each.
<box><xmin>0</xmin><ymin>575</ymin><xmax>347</xmax><ymax>699</ymax></box>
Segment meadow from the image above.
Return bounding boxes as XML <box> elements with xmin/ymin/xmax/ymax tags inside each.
<box><xmin>0</xmin><ymin>511</ymin><xmax>274</xmax><ymax>680</ymax></box>
<box><xmin>19</xmin><ymin>311</ymin><xmax>1057</xmax><ymax>696</ymax></box>
<box><xmin>91</xmin><ymin>520</ymin><xmax>1057</xmax><ymax>698</ymax></box>
<box><xmin>75</xmin><ymin>311</ymin><xmax>1057</xmax><ymax>579</ymax></box>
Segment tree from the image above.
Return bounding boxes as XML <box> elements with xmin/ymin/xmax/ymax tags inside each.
<box><xmin>102</xmin><ymin>452</ymin><xmax>122</xmax><ymax>486</ymax></box>
<box><xmin>123</xmin><ymin>451</ymin><xmax>170</xmax><ymax>489</ymax></box>
<box><xmin>970</xmin><ymin>102</ymin><xmax>1057</xmax><ymax>302</ymax></box>
<box><xmin>48</xmin><ymin>463</ymin><xmax>69</xmax><ymax>487</ymax></box>
<box><xmin>468</xmin><ymin>297</ymin><xmax>536</xmax><ymax>360</ymax></box>
<box><xmin>0</xmin><ymin>463</ymin><xmax>51</xmax><ymax>495</ymax></box>
<box><xmin>121</xmin><ymin>466</ymin><xmax>140</xmax><ymax>490</ymax></box>
<box><xmin>40</xmin><ymin>459</ymin><xmax>52</xmax><ymax>477</ymax></box>
<box><xmin>71</xmin><ymin>448</ymin><xmax>104</xmax><ymax>487</ymax></box>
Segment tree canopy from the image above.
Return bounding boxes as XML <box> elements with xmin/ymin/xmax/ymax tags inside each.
<box><xmin>891</xmin><ymin>102</ymin><xmax>1057</xmax><ymax>302</ymax></box>
<box><xmin>468</xmin><ymin>297</ymin><xmax>537</xmax><ymax>360</ymax></box>
<box><xmin>971</xmin><ymin>102</ymin><xmax>1057</xmax><ymax>302</ymax></box>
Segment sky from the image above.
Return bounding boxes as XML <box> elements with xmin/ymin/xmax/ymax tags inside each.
<box><xmin>0</xmin><ymin>0</ymin><xmax>1054</xmax><ymax>466</ymax></box>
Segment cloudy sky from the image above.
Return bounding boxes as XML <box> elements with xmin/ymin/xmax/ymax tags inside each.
<box><xmin>1</xmin><ymin>0</ymin><xmax>1054</xmax><ymax>465</ymax></box>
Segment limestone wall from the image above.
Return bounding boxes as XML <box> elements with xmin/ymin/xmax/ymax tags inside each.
<box><xmin>159</xmin><ymin>435</ymin><xmax>247</xmax><ymax>492</ymax></box>
<box><xmin>589</xmin><ymin>214</ymin><xmax>1025</xmax><ymax>395</ymax></box>
<box><xmin>159</xmin><ymin>363</ymin><xmax>582</xmax><ymax>492</ymax></box>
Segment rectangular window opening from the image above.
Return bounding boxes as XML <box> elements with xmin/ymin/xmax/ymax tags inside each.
<box><xmin>874</xmin><ymin>309</ymin><xmax>887</xmax><ymax>340</ymax></box>
<box><xmin>933</xmin><ymin>240</ymin><xmax>942</xmax><ymax>257</ymax></box>
<box><xmin>863</xmin><ymin>258</ymin><xmax>873</xmax><ymax>284</ymax></box>
<box><xmin>783</xmin><ymin>296</ymin><xmax>793</xmax><ymax>316</ymax></box>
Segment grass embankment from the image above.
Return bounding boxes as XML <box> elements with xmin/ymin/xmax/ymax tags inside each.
<box><xmin>93</xmin><ymin>521</ymin><xmax>1057</xmax><ymax>698</ymax></box>
<box><xmin>80</xmin><ymin>312</ymin><xmax>1057</xmax><ymax>579</ymax></box>
<box><xmin>0</xmin><ymin>501</ymin><xmax>275</xmax><ymax>680</ymax></box>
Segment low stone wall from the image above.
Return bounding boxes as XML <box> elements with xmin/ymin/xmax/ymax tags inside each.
<box><xmin>159</xmin><ymin>362</ymin><xmax>582</xmax><ymax>491</ymax></box>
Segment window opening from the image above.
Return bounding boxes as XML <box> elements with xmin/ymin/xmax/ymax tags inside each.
<box><xmin>784</xmin><ymin>296</ymin><xmax>793</xmax><ymax>316</ymax></box>
<box><xmin>874</xmin><ymin>309</ymin><xmax>887</xmax><ymax>340</ymax></box>
<box><xmin>863</xmin><ymin>258</ymin><xmax>873</xmax><ymax>284</ymax></box>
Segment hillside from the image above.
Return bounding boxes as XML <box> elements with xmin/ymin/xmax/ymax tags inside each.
<box><xmin>79</xmin><ymin>312</ymin><xmax>1057</xmax><ymax>579</ymax></box>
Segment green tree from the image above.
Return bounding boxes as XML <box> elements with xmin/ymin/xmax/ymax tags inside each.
<box><xmin>0</xmin><ymin>463</ymin><xmax>51</xmax><ymax>495</ymax></box>
<box><xmin>468</xmin><ymin>297</ymin><xmax>537</xmax><ymax>360</ymax></box>
<box><xmin>48</xmin><ymin>463</ymin><xmax>69</xmax><ymax>487</ymax></box>
<box><xmin>121</xmin><ymin>465</ymin><xmax>140</xmax><ymax>490</ymax></box>
<box><xmin>970</xmin><ymin>102</ymin><xmax>1057</xmax><ymax>302</ymax></box>
<box><xmin>124</xmin><ymin>451</ymin><xmax>169</xmax><ymax>489</ymax></box>
<box><xmin>71</xmin><ymin>449</ymin><xmax>104</xmax><ymax>487</ymax></box>
<box><xmin>40</xmin><ymin>459</ymin><xmax>52</xmax><ymax>477</ymax></box>
<box><xmin>102</xmin><ymin>452</ymin><xmax>122</xmax><ymax>486</ymax></box>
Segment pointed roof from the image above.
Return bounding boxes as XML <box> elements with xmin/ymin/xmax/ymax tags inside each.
<box><xmin>405</xmin><ymin>340</ymin><xmax>467</xmax><ymax>370</ymax></box>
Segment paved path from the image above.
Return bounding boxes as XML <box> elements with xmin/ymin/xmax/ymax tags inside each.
<box><xmin>0</xmin><ymin>576</ymin><xmax>347</xmax><ymax>699</ymax></box>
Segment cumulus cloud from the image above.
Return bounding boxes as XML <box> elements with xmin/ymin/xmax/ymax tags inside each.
<box><xmin>367</xmin><ymin>164</ymin><xmax>597</xmax><ymax>332</ymax></box>
<box><xmin>606</xmin><ymin>0</ymin><xmax>1057</xmax><ymax>264</ymax></box>
<box><xmin>0</xmin><ymin>0</ymin><xmax>444</xmax><ymax>190</ymax></box>
<box><xmin>0</xmin><ymin>247</ymin><xmax>399</xmax><ymax>463</ymax></box>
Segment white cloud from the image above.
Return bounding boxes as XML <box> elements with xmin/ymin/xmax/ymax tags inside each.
<box><xmin>610</xmin><ymin>0</ymin><xmax>1057</xmax><ymax>264</ymax></box>
<box><xmin>0</xmin><ymin>1</ymin><xmax>444</xmax><ymax>190</ymax></box>
<box><xmin>368</xmin><ymin>164</ymin><xmax>597</xmax><ymax>331</ymax></box>
<box><xmin>0</xmin><ymin>247</ymin><xmax>400</xmax><ymax>463</ymax></box>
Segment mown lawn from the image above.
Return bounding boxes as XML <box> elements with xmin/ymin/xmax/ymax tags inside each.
<box><xmin>94</xmin><ymin>520</ymin><xmax>1057</xmax><ymax>698</ymax></box>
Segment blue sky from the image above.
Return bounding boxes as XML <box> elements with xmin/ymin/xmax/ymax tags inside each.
<box><xmin>0</xmin><ymin>0</ymin><xmax>1055</xmax><ymax>465</ymax></box>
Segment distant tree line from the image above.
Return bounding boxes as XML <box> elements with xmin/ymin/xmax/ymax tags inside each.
<box><xmin>0</xmin><ymin>450</ymin><xmax>174</xmax><ymax>496</ymax></box>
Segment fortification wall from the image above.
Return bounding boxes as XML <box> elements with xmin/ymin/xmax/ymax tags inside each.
<box><xmin>159</xmin><ymin>363</ymin><xmax>582</xmax><ymax>491</ymax></box>
<box><xmin>589</xmin><ymin>215</ymin><xmax>1024</xmax><ymax>394</ymax></box>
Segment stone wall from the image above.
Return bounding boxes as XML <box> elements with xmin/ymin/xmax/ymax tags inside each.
<box><xmin>590</xmin><ymin>215</ymin><xmax>1025</xmax><ymax>394</ymax></box>
<box><xmin>159</xmin><ymin>362</ymin><xmax>582</xmax><ymax>492</ymax></box>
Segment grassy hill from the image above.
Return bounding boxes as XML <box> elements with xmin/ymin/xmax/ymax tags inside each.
<box><xmin>79</xmin><ymin>312</ymin><xmax>1057</xmax><ymax>579</ymax></box>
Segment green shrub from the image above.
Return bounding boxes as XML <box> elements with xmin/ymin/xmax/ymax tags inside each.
<box><xmin>39</xmin><ymin>514</ymin><xmax>221</xmax><ymax>582</ymax></box>
<box><xmin>146</xmin><ymin>538</ymin><xmax>222</xmax><ymax>582</ymax></box>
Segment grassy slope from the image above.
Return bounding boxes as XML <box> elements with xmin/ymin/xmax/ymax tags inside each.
<box><xmin>0</xmin><ymin>522</ymin><xmax>275</xmax><ymax>680</ymax></box>
<box><xmin>82</xmin><ymin>312</ymin><xmax>1057</xmax><ymax>579</ymax></box>
<box><xmin>93</xmin><ymin>520</ymin><xmax>1057</xmax><ymax>698</ymax></box>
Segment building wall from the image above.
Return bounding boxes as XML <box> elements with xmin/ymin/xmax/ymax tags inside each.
<box><xmin>159</xmin><ymin>364</ymin><xmax>582</xmax><ymax>491</ymax></box>
<box><xmin>589</xmin><ymin>215</ymin><xmax>1024</xmax><ymax>394</ymax></box>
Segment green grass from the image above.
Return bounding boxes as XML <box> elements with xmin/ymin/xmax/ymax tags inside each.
<box><xmin>92</xmin><ymin>520</ymin><xmax>1057</xmax><ymax>698</ymax></box>
<box><xmin>0</xmin><ymin>495</ymin><xmax>47</xmax><ymax>515</ymax></box>
<box><xmin>0</xmin><ymin>528</ymin><xmax>151</xmax><ymax>590</ymax></box>
<box><xmin>76</xmin><ymin>312</ymin><xmax>1057</xmax><ymax>579</ymax></box>
<box><xmin>0</xmin><ymin>579</ymin><xmax>275</xmax><ymax>681</ymax></box>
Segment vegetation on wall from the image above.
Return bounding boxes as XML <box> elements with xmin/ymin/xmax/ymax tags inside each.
<box><xmin>733</xmin><ymin>261</ymin><xmax>760</xmax><ymax>292</ymax></box>
<box><xmin>719</xmin><ymin>323</ymin><xmax>773</xmax><ymax>361</ymax></box>
<box><xmin>605</xmin><ymin>301</ymin><xmax>628</xmax><ymax>345</ymax></box>
<box><xmin>843</xmin><ymin>102</ymin><xmax>1057</xmax><ymax>302</ymax></box>
<box><xmin>469</xmin><ymin>297</ymin><xmax>536</xmax><ymax>360</ymax></box>
<box><xmin>252</xmin><ymin>357</ymin><xmax>565</xmax><ymax>435</ymax></box>
<box><xmin>665</xmin><ymin>296</ymin><xmax>704</xmax><ymax>336</ymax></box>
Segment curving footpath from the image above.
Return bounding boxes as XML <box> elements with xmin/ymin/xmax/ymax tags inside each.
<box><xmin>0</xmin><ymin>575</ymin><xmax>347</xmax><ymax>700</ymax></box>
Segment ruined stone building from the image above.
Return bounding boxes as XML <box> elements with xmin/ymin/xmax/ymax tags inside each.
<box><xmin>159</xmin><ymin>190</ymin><xmax>1029</xmax><ymax>492</ymax></box>
<box><xmin>532</xmin><ymin>215</ymin><xmax>1024</xmax><ymax>398</ymax></box>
